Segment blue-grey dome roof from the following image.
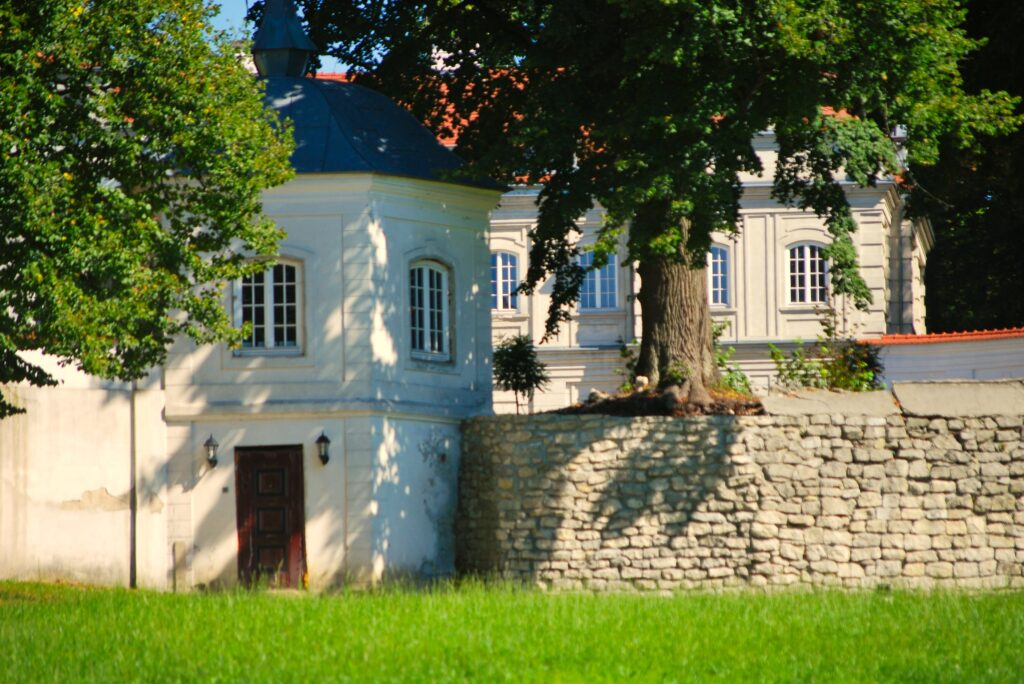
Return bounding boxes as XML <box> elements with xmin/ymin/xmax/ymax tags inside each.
<box><xmin>263</xmin><ymin>76</ymin><xmax>491</xmax><ymax>189</ymax></box>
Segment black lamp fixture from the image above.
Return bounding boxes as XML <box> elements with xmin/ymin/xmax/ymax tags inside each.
<box><xmin>203</xmin><ymin>434</ymin><xmax>219</xmax><ymax>467</ymax></box>
<box><xmin>316</xmin><ymin>431</ymin><xmax>331</xmax><ymax>465</ymax></box>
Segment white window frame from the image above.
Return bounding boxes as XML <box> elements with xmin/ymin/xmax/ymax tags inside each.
<box><xmin>787</xmin><ymin>242</ymin><xmax>829</xmax><ymax>305</ymax></box>
<box><xmin>708</xmin><ymin>244</ymin><xmax>730</xmax><ymax>307</ymax></box>
<box><xmin>410</xmin><ymin>259</ymin><xmax>451</xmax><ymax>362</ymax></box>
<box><xmin>232</xmin><ymin>260</ymin><xmax>304</xmax><ymax>355</ymax></box>
<box><xmin>579</xmin><ymin>251</ymin><xmax>618</xmax><ymax>311</ymax></box>
<box><xmin>490</xmin><ymin>251</ymin><xmax>519</xmax><ymax>311</ymax></box>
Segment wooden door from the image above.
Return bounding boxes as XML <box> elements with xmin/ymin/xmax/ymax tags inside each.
<box><xmin>234</xmin><ymin>445</ymin><xmax>306</xmax><ymax>588</ymax></box>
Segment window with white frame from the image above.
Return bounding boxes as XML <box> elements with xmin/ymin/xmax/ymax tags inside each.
<box><xmin>788</xmin><ymin>243</ymin><xmax>828</xmax><ymax>304</ymax></box>
<box><xmin>235</xmin><ymin>262</ymin><xmax>302</xmax><ymax>352</ymax></box>
<box><xmin>708</xmin><ymin>244</ymin><xmax>729</xmax><ymax>306</ymax></box>
<box><xmin>410</xmin><ymin>260</ymin><xmax>451</xmax><ymax>360</ymax></box>
<box><xmin>579</xmin><ymin>251</ymin><xmax>617</xmax><ymax>310</ymax></box>
<box><xmin>490</xmin><ymin>251</ymin><xmax>518</xmax><ymax>311</ymax></box>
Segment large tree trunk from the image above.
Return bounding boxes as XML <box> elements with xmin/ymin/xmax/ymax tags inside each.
<box><xmin>635</xmin><ymin>255</ymin><xmax>718</xmax><ymax>404</ymax></box>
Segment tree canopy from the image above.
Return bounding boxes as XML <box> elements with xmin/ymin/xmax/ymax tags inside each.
<box><xmin>0</xmin><ymin>0</ymin><xmax>293</xmax><ymax>417</ymax></box>
<box><xmin>912</xmin><ymin>1</ymin><xmax>1024</xmax><ymax>332</ymax></box>
<box><xmin>300</xmin><ymin>1</ymin><xmax>1017</xmax><ymax>396</ymax></box>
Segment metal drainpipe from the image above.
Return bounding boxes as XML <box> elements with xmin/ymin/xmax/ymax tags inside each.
<box><xmin>129</xmin><ymin>380</ymin><xmax>137</xmax><ymax>589</ymax></box>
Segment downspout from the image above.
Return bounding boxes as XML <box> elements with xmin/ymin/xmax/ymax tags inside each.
<box><xmin>893</xmin><ymin>197</ymin><xmax>907</xmax><ymax>333</ymax></box>
<box><xmin>129</xmin><ymin>380</ymin><xmax>137</xmax><ymax>589</ymax></box>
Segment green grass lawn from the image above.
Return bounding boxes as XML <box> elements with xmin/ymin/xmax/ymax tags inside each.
<box><xmin>1</xmin><ymin>581</ymin><xmax>1021</xmax><ymax>683</ymax></box>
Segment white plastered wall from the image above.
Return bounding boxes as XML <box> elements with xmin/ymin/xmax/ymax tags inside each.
<box><xmin>163</xmin><ymin>172</ymin><xmax>498</xmax><ymax>589</ymax></box>
<box><xmin>879</xmin><ymin>337</ymin><xmax>1024</xmax><ymax>383</ymax></box>
<box><xmin>0</xmin><ymin>355</ymin><xmax>167</xmax><ymax>588</ymax></box>
<box><xmin>370</xmin><ymin>415</ymin><xmax>461</xmax><ymax>580</ymax></box>
<box><xmin>170</xmin><ymin>417</ymin><xmax>353</xmax><ymax>589</ymax></box>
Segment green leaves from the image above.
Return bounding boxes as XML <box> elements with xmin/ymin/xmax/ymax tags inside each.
<box><xmin>310</xmin><ymin>0</ymin><xmax>1015</xmax><ymax>316</ymax></box>
<box><xmin>769</xmin><ymin>305</ymin><xmax>884</xmax><ymax>391</ymax></box>
<box><xmin>0</xmin><ymin>0</ymin><xmax>293</xmax><ymax>416</ymax></box>
<box><xmin>302</xmin><ymin>0</ymin><xmax>1018</xmax><ymax>383</ymax></box>
<box><xmin>493</xmin><ymin>334</ymin><xmax>550</xmax><ymax>414</ymax></box>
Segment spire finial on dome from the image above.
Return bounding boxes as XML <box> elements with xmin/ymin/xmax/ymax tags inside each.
<box><xmin>252</xmin><ymin>0</ymin><xmax>318</xmax><ymax>77</ymax></box>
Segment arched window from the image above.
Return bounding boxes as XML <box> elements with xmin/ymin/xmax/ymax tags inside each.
<box><xmin>579</xmin><ymin>252</ymin><xmax>617</xmax><ymax>310</ymax></box>
<box><xmin>788</xmin><ymin>243</ymin><xmax>828</xmax><ymax>304</ymax></box>
<box><xmin>234</xmin><ymin>261</ymin><xmax>303</xmax><ymax>353</ymax></box>
<box><xmin>491</xmin><ymin>251</ymin><xmax>518</xmax><ymax>311</ymax></box>
<box><xmin>708</xmin><ymin>244</ymin><xmax>729</xmax><ymax>306</ymax></box>
<box><xmin>409</xmin><ymin>260</ymin><xmax>451</xmax><ymax>360</ymax></box>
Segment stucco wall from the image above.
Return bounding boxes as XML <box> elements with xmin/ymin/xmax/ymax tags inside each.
<box><xmin>458</xmin><ymin>382</ymin><xmax>1024</xmax><ymax>590</ymax></box>
<box><xmin>165</xmin><ymin>174</ymin><xmax>497</xmax><ymax>420</ymax></box>
<box><xmin>879</xmin><ymin>336</ymin><xmax>1024</xmax><ymax>384</ymax></box>
<box><xmin>0</xmin><ymin>368</ymin><xmax>167</xmax><ymax>588</ymax></box>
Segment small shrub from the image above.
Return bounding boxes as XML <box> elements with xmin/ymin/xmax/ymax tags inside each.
<box><xmin>493</xmin><ymin>335</ymin><xmax>550</xmax><ymax>414</ymax></box>
<box><xmin>712</xmin><ymin>321</ymin><xmax>752</xmax><ymax>395</ymax></box>
<box><xmin>616</xmin><ymin>337</ymin><xmax>638</xmax><ymax>393</ymax></box>
<box><xmin>769</xmin><ymin>306</ymin><xmax>883</xmax><ymax>391</ymax></box>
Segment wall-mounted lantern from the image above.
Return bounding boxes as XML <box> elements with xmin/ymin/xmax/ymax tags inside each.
<box><xmin>316</xmin><ymin>431</ymin><xmax>331</xmax><ymax>465</ymax></box>
<box><xmin>203</xmin><ymin>434</ymin><xmax>219</xmax><ymax>467</ymax></box>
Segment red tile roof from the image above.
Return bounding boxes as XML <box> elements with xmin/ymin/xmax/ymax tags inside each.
<box><xmin>862</xmin><ymin>327</ymin><xmax>1024</xmax><ymax>346</ymax></box>
<box><xmin>315</xmin><ymin>72</ymin><xmax>351</xmax><ymax>83</ymax></box>
<box><xmin>315</xmin><ymin>72</ymin><xmax>463</xmax><ymax>146</ymax></box>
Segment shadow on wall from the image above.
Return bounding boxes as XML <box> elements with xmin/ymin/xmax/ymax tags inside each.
<box><xmin>373</xmin><ymin>418</ymin><xmax>461</xmax><ymax>582</ymax></box>
<box><xmin>183</xmin><ymin>453</ymin><xmax>237</xmax><ymax>590</ymax></box>
<box><xmin>457</xmin><ymin>415</ymin><xmax>753</xmax><ymax>589</ymax></box>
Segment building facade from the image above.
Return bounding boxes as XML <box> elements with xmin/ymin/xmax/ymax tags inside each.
<box><xmin>0</xmin><ymin>2</ymin><xmax>940</xmax><ymax>590</ymax></box>
<box><xmin>0</xmin><ymin>0</ymin><xmax>499</xmax><ymax>590</ymax></box>
<box><xmin>488</xmin><ymin>132</ymin><xmax>933</xmax><ymax>412</ymax></box>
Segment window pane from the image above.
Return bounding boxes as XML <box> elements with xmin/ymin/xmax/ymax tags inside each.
<box><xmin>241</xmin><ymin>272</ymin><xmax>266</xmax><ymax>348</ymax></box>
<box><xmin>410</xmin><ymin>267</ymin><xmax>424</xmax><ymax>351</ymax></box>
<box><xmin>809</xmin><ymin>245</ymin><xmax>827</xmax><ymax>303</ymax></box>
<box><xmin>504</xmin><ymin>254</ymin><xmax>518</xmax><ymax>310</ymax></box>
<box><xmin>710</xmin><ymin>245</ymin><xmax>728</xmax><ymax>306</ymax></box>
<box><xmin>789</xmin><ymin>244</ymin><xmax>829</xmax><ymax>304</ymax></box>
<box><xmin>599</xmin><ymin>256</ymin><xmax>616</xmax><ymax>309</ymax></box>
<box><xmin>579</xmin><ymin>252</ymin><xmax>596</xmax><ymax>310</ymax></box>
<box><xmin>580</xmin><ymin>252</ymin><xmax>616</xmax><ymax>310</ymax></box>
<box><xmin>271</xmin><ymin>264</ymin><xmax>298</xmax><ymax>348</ymax></box>
<box><xmin>411</xmin><ymin>263</ymin><xmax>449</xmax><ymax>358</ymax></box>
<box><xmin>237</xmin><ymin>265</ymin><xmax>303</xmax><ymax>352</ymax></box>
<box><xmin>491</xmin><ymin>252</ymin><xmax>518</xmax><ymax>311</ymax></box>
<box><xmin>429</xmin><ymin>268</ymin><xmax>444</xmax><ymax>353</ymax></box>
<box><xmin>790</xmin><ymin>246</ymin><xmax>806</xmax><ymax>303</ymax></box>
<box><xmin>490</xmin><ymin>253</ymin><xmax>498</xmax><ymax>309</ymax></box>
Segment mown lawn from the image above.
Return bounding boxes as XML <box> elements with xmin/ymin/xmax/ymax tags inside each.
<box><xmin>1</xmin><ymin>581</ymin><xmax>1021</xmax><ymax>683</ymax></box>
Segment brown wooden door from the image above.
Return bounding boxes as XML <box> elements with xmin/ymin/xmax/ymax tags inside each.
<box><xmin>234</xmin><ymin>445</ymin><xmax>306</xmax><ymax>588</ymax></box>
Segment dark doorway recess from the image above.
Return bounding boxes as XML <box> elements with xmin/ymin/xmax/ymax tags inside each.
<box><xmin>235</xmin><ymin>445</ymin><xmax>306</xmax><ymax>588</ymax></box>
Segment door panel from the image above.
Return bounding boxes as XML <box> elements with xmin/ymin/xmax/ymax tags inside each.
<box><xmin>235</xmin><ymin>445</ymin><xmax>306</xmax><ymax>588</ymax></box>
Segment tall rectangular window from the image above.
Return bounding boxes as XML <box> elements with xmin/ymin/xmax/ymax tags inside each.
<box><xmin>709</xmin><ymin>245</ymin><xmax>729</xmax><ymax>306</ymax></box>
<box><xmin>789</xmin><ymin>244</ymin><xmax>828</xmax><ymax>304</ymax></box>
<box><xmin>490</xmin><ymin>252</ymin><xmax>518</xmax><ymax>311</ymax></box>
<box><xmin>238</xmin><ymin>263</ymin><xmax>301</xmax><ymax>352</ymax></box>
<box><xmin>410</xmin><ymin>261</ymin><xmax>450</xmax><ymax>360</ymax></box>
<box><xmin>579</xmin><ymin>252</ymin><xmax>617</xmax><ymax>310</ymax></box>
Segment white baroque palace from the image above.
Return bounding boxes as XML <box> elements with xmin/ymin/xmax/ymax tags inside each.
<box><xmin>488</xmin><ymin>130</ymin><xmax>933</xmax><ymax>412</ymax></box>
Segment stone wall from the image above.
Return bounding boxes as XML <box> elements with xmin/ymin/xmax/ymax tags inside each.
<box><xmin>457</xmin><ymin>382</ymin><xmax>1024</xmax><ymax>590</ymax></box>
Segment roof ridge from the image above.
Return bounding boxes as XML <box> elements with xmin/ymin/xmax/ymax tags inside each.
<box><xmin>309</xmin><ymin>78</ymin><xmax>378</xmax><ymax>172</ymax></box>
